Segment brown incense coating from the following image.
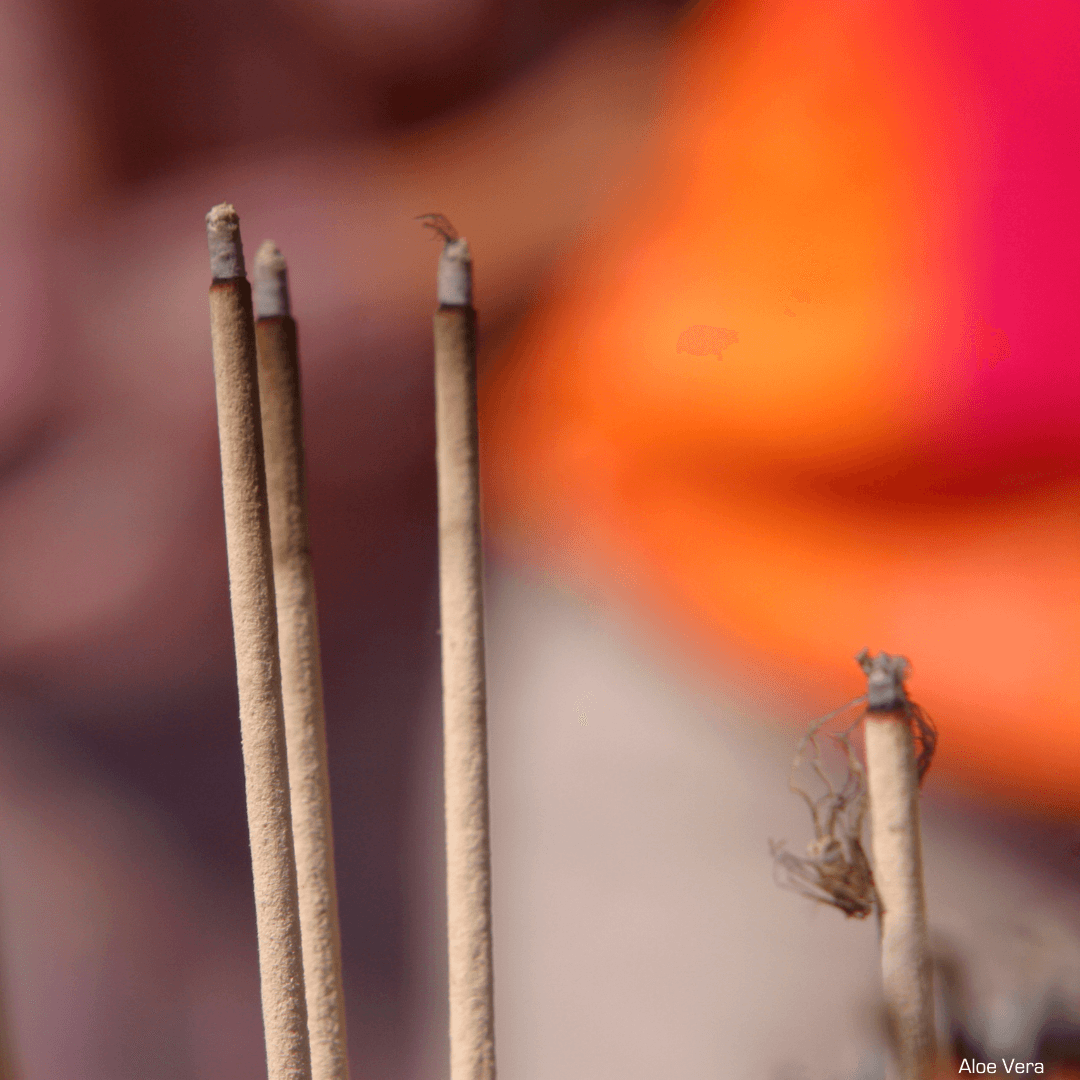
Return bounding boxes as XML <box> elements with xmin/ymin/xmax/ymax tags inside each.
<box><xmin>255</xmin><ymin>289</ymin><xmax>350</xmax><ymax>1080</ymax></box>
<box><xmin>434</xmin><ymin>302</ymin><xmax>497</xmax><ymax>1080</ymax></box>
<box><xmin>208</xmin><ymin>269</ymin><xmax>312</xmax><ymax>1080</ymax></box>
<box><xmin>860</xmin><ymin>653</ymin><xmax>935</xmax><ymax>1080</ymax></box>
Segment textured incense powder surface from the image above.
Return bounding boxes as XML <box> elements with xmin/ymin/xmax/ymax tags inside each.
<box><xmin>433</xmin><ymin>301</ymin><xmax>496</xmax><ymax>1080</ymax></box>
<box><xmin>865</xmin><ymin>712</ymin><xmax>935</xmax><ymax>1077</ymax></box>
<box><xmin>208</xmin><ymin>262</ymin><xmax>312</xmax><ymax>1080</ymax></box>
<box><xmin>255</xmin><ymin>288</ymin><xmax>350</xmax><ymax>1080</ymax></box>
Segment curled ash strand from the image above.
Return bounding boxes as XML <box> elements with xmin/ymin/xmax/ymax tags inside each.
<box><xmin>772</xmin><ymin>698</ymin><xmax>877</xmax><ymax>919</ymax></box>
<box><xmin>906</xmin><ymin>700</ymin><xmax>938</xmax><ymax>785</ymax></box>
<box><xmin>416</xmin><ymin>213</ymin><xmax>459</xmax><ymax>242</ymax></box>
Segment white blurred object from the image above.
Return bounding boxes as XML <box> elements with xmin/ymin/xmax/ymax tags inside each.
<box><xmin>934</xmin><ymin>914</ymin><xmax>1080</xmax><ymax>1065</ymax></box>
<box><xmin>410</xmin><ymin>569</ymin><xmax>1080</xmax><ymax>1080</ymax></box>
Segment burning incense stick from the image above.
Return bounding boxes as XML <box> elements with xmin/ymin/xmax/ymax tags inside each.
<box><xmin>858</xmin><ymin>650</ymin><xmax>935</xmax><ymax>1080</ymax></box>
<box><xmin>253</xmin><ymin>240</ymin><xmax>350</xmax><ymax>1080</ymax></box>
<box><xmin>422</xmin><ymin>213</ymin><xmax>497</xmax><ymax>1080</ymax></box>
<box><xmin>206</xmin><ymin>205</ymin><xmax>312</xmax><ymax>1080</ymax></box>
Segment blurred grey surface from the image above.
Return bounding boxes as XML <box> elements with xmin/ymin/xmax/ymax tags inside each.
<box><xmin>408</xmin><ymin>569</ymin><xmax>1080</xmax><ymax>1079</ymax></box>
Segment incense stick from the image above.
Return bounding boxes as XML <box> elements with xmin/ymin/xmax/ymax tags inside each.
<box><xmin>206</xmin><ymin>204</ymin><xmax>312</xmax><ymax>1080</ymax></box>
<box><xmin>858</xmin><ymin>650</ymin><xmax>935</xmax><ymax>1080</ymax></box>
<box><xmin>423</xmin><ymin>214</ymin><xmax>497</xmax><ymax>1080</ymax></box>
<box><xmin>254</xmin><ymin>240</ymin><xmax>350</xmax><ymax>1080</ymax></box>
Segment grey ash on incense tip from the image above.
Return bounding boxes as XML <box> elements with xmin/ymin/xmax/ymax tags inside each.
<box><xmin>206</xmin><ymin>203</ymin><xmax>246</xmax><ymax>280</ymax></box>
<box><xmin>857</xmin><ymin>648</ymin><xmax>911</xmax><ymax>712</ymax></box>
<box><xmin>417</xmin><ymin>214</ymin><xmax>472</xmax><ymax>307</ymax></box>
<box><xmin>437</xmin><ymin>237</ymin><xmax>472</xmax><ymax>308</ymax></box>
<box><xmin>253</xmin><ymin>240</ymin><xmax>291</xmax><ymax>318</ymax></box>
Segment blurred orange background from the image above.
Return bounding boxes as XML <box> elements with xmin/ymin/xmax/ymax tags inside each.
<box><xmin>481</xmin><ymin>0</ymin><xmax>1080</xmax><ymax>814</ymax></box>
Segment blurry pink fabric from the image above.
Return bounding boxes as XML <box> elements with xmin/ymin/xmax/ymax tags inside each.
<box><xmin>929</xmin><ymin>0</ymin><xmax>1080</xmax><ymax>469</ymax></box>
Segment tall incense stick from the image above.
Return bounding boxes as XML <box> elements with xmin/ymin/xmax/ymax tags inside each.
<box><xmin>424</xmin><ymin>213</ymin><xmax>497</xmax><ymax>1080</ymax></box>
<box><xmin>206</xmin><ymin>205</ymin><xmax>312</xmax><ymax>1080</ymax></box>
<box><xmin>859</xmin><ymin>650</ymin><xmax>935</xmax><ymax>1080</ymax></box>
<box><xmin>253</xmin><ymin>240</ymin><xmax>350</xmax><ymax>1080</ymax></box>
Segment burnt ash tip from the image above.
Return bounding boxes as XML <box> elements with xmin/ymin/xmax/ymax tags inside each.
<box><xmin>253</xmin><ymin>240</ymin><xmax>290</xmax><ymax>318</ymax></box>
<box><xmin>856</xmin><ymin>649</ymin><xmax>911</xmax><ymax>712</ymax></box>
<box><xmin>416</xmin><ymin>213</ymin><xmax>459</xmax><ymax>242</ymax></box>
<box><xmin>206</xmin><ymin>203</ymin><xmax>246</xmax><ymax>280</ymax></box>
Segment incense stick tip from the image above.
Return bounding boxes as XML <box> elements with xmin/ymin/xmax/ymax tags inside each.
<box><xmin>253</xmin><ymin>239</ymin><xmax>291</xmax><ymax>317</ymax></box>
<box><xmin>856</xmin><ymin>648</ymin><xmax>911</xmax><ymax>711</ymax></box>
<box><xmin>437</xmin><ymin>236</ymin><xmax>472</xmax><ymax>307</ymax></box>
<box><xmin>206</xmin><ymin>203</ymin><xmax>246</xmax><ymax>280</ymax></box>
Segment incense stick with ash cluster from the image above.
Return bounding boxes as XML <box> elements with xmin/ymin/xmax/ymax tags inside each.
<box><xmin>421</xmin><ymin>212</ymin><xmax>499</xmax><ymax>1080</ymax></box>
<box><xmin>859</xmin><ymin>649</ymin><xmax>937</xmax><ymax>1080</ymax></box>
<box><xmin>773</xmin><ymin>649</ymin><xmax>937</xmax><ymax>1080</ymax></box>
<box><xmin>206</xmin><ymin>204</ymin><xmax>312</xmax><ymax>1080</ymax></box>
<box><xmin>253</xmin><ymin>240</ymin><xmax>350</xmax><ymax>1080</ymax></box>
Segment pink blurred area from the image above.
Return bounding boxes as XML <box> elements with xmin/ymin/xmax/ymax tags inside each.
<box><xmin>0</xmin><ymin>0</ymin><xmax>683</xmax><ymax>1075</ymax></box>
<box><xmin>0</xmin><ymin>0</ymin><xmax>678</xmax><ymax>715</ymax></box>
<box><xmin>920</xmin><ymin>0</ymin><xmax>1080</xmax><ymax>472</ymax></box>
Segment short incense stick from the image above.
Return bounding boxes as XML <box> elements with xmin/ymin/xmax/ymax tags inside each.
<box><xmin>859</xmin><ymin>651</ymin><xmax>935</xmax><ymax>1080</ymax></box>
<box><xmin>206</xmin><ymin>205</ymin><xmax>312</xmax><ymax>1080</ymax></box>
<box><xmin>424</xmin><ymin>214</ymin><xmax>497</xmax><ymax>1080</ymax></box>
<box><xmin>253</xmin><ymin>241</ymin><xmax>350</xmax><ymax>1080</ymax></box>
